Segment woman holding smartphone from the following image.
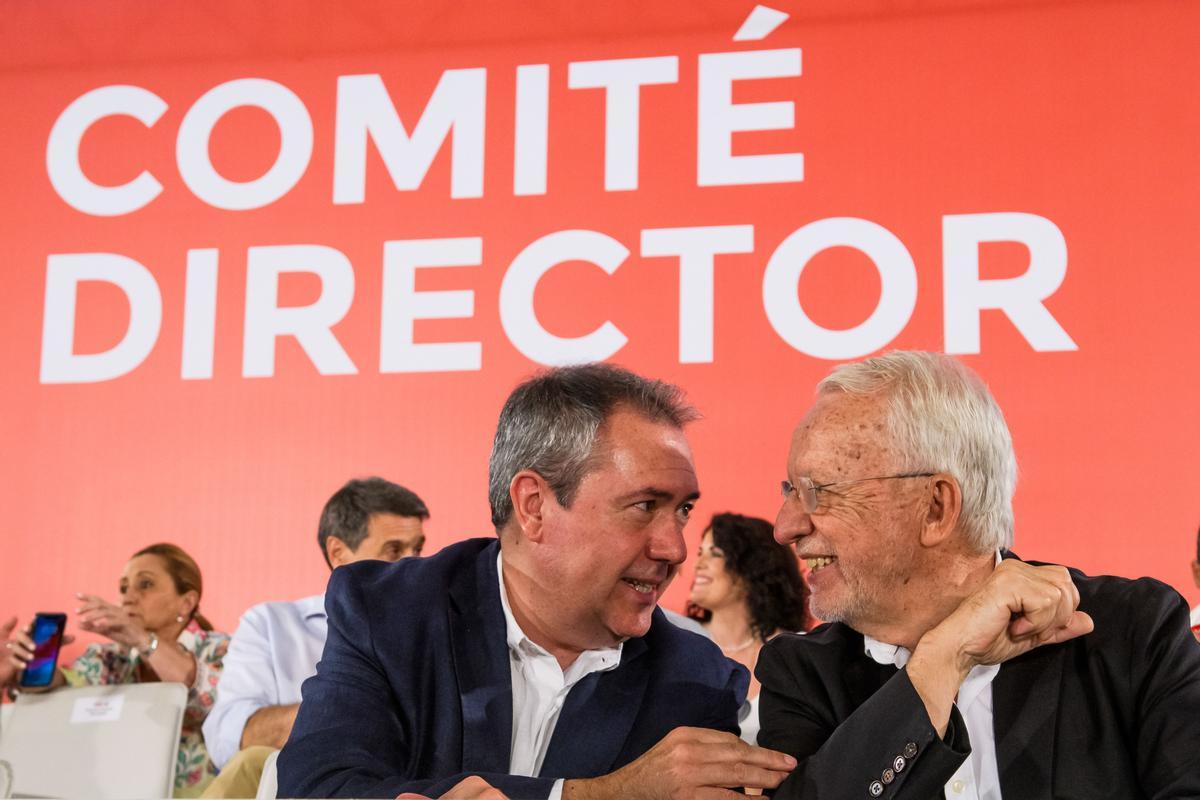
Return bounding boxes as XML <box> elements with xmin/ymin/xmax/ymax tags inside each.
<box><xmin>1</xmin><ymin>543</ymin><xmax>229</xmax><ymax>798</ymax></box>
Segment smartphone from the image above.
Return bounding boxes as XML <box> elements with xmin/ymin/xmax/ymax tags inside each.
<box><xmin>20</xmin><ymin>613</ymin><xmax>67</xmax><ymax>688</ymax></box>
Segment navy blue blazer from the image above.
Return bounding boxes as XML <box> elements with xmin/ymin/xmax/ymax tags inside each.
<box><xmin>277</xmin><ymin>538</ymin><xmax>748</xmax><ymax>798</ymax></box>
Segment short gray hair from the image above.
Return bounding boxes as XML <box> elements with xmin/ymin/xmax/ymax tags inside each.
<box><xmin>818</xmin><ymin>351</ymin><xmax>1017</xmax><ymax>552</ymax></box>
<box><xmin>488</xmin><ymin>363</ymin><xmax>698</xmax><ymax>531</ymax></box>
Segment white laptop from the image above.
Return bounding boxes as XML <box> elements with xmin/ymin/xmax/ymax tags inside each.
<box><xmin>0</xmin><ymin>683</ymin><xmax>185</xmax><ymax>799</ymax></box>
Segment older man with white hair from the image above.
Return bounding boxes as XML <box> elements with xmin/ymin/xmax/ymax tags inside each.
<box><xmin>758</xmin><ymin>351</ymin><xmax>1200</xmax><ymax>799</ymax></box>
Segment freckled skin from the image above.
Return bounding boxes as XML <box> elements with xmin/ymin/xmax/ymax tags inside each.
<box><xmin>776</xmin><ymin>392</ymin><xmax>930</xmax><ymax>628</ymax></box>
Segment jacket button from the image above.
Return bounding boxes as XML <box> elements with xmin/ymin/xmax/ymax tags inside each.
<box><xmin>881</xmin><ymin>768</ymin><xmax>895</xmax><ymax>785</ymax></box>
<box><xmin>903</xmin><ymin>741</ymin><xmax>918</xmax><ymax>758</ymax></box>
<box><xmin>868</xmin><ymin>780</ymin><xmax>884</xmax><ymax>797</ymax></box>
<box><xmin>893</xmin><ymin>755</ymin><xmax>906</xmax><ymax>772</ymax></box>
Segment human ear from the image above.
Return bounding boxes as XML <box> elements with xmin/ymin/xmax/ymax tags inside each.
<box><xmin>179</xmin><ymin>590</ymin><xmax>199</xmax><ymax>619</ymax></box>
<box><xmin>326</xmin><ymin>536</ymin><xmax>349</xmax><ymax>568</ymax></box>
<box><xmin>919</xmin><ymin>474</ymin><xmax>962</xmax><ymax>548</ymax></box>
<box><xmin>510</xmin><ymin>470</ymin><xmax>548</xmax><ymax>542</ymax></box>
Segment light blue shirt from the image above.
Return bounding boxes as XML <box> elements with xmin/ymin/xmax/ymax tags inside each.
<box><xmin>202</xmin><ymin>594</ymin><xmax>328</xmax><ymax>769</ymax></box>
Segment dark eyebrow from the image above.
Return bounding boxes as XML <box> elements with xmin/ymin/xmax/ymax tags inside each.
<box><xmin>615</xmin><ymin>487</ymin><xmax>701</xmax><ymax>505</ymax></box>
<box><xmin>387</xmin><ymin>536</ymin><xmax>426</xmax><ymax>547</ymax></box>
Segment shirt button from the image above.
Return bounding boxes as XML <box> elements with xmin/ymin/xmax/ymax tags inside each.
<box><xmin>868</xmin><ymin>780</ymin><xmax>884</xmax><ymax>797</ymax></box>
<box><xmin>881</xmin><ymin>768</ymin><xmax>895</xmax><ymax>785</ymax></box>
<box><xmin>903</xmin><ymin>742</ymin><xmax>918</xmax><ymax>758</ymax></box>
<box><xmin>893</xmin><ymin>755</ymin><xmax>906</xmax><ymax>773</ymax></box>
<box><xmin>951</xmin><ymin>779</ymin><xmax>966</xmax><ymax>794</ymax></box>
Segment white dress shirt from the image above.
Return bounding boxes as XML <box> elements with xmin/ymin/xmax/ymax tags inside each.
<box><xmin>862</xmin><ymin>552</ymin><xmax>1004</xmax><ymax>800</ymax></box>
<box><xmin>202</xmin><ymin>594</ymin><xmax>328</xmax><ymax>769</ymax></box>
<box><xmin>739</xmin><ymin>694</ymin><xmax>761</xmax><ymax>745</ymax></box>
<box><xmin>1191</xmin><ymin>604</ymin><xmax>1199</xmax><ymax>628</ymax></box>
<box><xmin>497</xmin><ymin>555</ymin><xmax>622</xmax><ymax>800</ymax></box>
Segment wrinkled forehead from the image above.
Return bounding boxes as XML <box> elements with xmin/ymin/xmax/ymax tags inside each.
<box><xmin>789</xmin><ymin>392</ymin><xmax>898</xmax><ymax>475</ymax></box>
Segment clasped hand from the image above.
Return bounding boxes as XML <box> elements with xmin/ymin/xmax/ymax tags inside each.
<box><xmin>908</xmin><ymin>559</ymin><xmax>1094</xmax><ymax>736</ymax></box>
<box><xmin>933</xmin><ymin>559</ymin><xmax>1094</xmax><ymax>673</ymax></box>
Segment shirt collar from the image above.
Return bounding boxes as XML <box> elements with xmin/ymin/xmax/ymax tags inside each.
<box><xmin>496</xmin><ymin>552</ymin><xmax>622</xmax><ymax>670</ymax></box>
<box><xmin>863</xmin><ymin>637</ymin><xmax>911</xmax><ymax>668</ymax></box>
<box><xmin>862</xmin><ymin>632</ymin><xmax>999</xmax><ymax>710</ymax></box>
<box><xmin>298</xmin><ymin>593</ymin><xmax>327</xmax><ymax>620</ymax></box>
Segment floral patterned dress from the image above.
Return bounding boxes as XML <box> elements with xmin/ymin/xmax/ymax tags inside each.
<box><xmin>62</xmin><ymin>621</ymin><xmax>230</xmax><ymax>798</ymax></box>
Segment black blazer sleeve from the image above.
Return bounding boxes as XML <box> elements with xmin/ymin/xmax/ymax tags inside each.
<box><xmin>757</xmin><ymin>633</ymin><xmax>969</xmax><ymax>799</ymax></box>
<box><xmin>1120</xmin><ymin>578</ymin><xmax>1200</xmax><ymax>799</ymax></box>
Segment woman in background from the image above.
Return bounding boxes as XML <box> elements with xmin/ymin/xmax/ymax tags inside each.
<box><xmin>688</xmin><ymin>512</ymin><xmax>812</xmax><ymax>745</ymax></box>
<box><xmin>2</xmin><ymin>543</ymin><xmax>229</xmax><ymax>797</ymax></box>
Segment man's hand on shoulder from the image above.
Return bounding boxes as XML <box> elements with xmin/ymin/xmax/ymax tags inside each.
<box><xmin>948</xmin><ymin>560</ymin><xmax>1094</xmax><ymax>666</ymax></box>
<box><xmin>562</xmin><ymin>726</ymin><xmax>796</xmax><ymax>800</ymax></box>
<box><xmin>908</xmin><ymin>560</ymin><xmax>1094</xmax><ymax>735</ymax></box>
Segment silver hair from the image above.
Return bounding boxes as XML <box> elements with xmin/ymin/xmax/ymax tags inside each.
<box><xmin>487</xmin><ymin>363</ymin><xmax>699</xmax><ymax>531</ymax></box>
<box><xmin>818</xmin><ymin>351</ymin><xmax>1017</xmax><ymax>552</ymax></box>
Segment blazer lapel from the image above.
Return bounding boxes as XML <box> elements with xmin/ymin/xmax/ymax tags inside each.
<box><xmin>992</xmin><ymin>642</ymin><xmax>1064</xmax><ymax>799</ymax></box>
<box><xmin>448</xmin><ymin>540</ymin><xmax>514</xmax><ymax>774</ymax></box>
<box><xmin>841</xmin><ymin>628</ymin><xmax>900</xmax><ymax>706</ymax></box>
<box><xmin>538</xmin><ymin>634</ymin><xmax>650</xmax><ymax>778</ymax></box>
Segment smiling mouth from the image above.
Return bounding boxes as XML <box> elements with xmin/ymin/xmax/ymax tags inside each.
<box><xmin>622</xmin><ymin>578</ymin><xmax>657</xmax><ymax>594</ymax></box>
<box><xmin>805</xmin><ymin>556</ymin><xmax>836</xmax><ymax>572</ymax></box>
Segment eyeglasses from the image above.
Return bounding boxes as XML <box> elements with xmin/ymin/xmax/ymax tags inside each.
<box><xmin>780</xmin><ymin>473</ymin><xmax>936</xmax><ymax>514</ymax></box>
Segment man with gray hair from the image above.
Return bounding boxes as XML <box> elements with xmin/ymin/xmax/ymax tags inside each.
<box><xmin>279</xmin><ymin>363</ymin><xmax>796</xmax><ymax>799</ymax></box>
<box><xmin>759</xmin><ymin>350</ymin><xmax>1200</xmax><ymax>798</ymax></box>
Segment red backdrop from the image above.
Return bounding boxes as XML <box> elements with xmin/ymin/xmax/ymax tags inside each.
<box><xmin>2</xmin><ymin>0</ymin><xmax>1197</xmax><ymax>659</ymax></box>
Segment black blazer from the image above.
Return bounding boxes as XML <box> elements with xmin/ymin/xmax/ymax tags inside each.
<box><xmin>277</xmin><ymin>537</ymin><xmax>747</xmax><ymax>798</ymax></box>
<box><xmin>756</xmin><ymin>556</ymin><xmax>1200</xmax><ymax>799</ymax></box>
